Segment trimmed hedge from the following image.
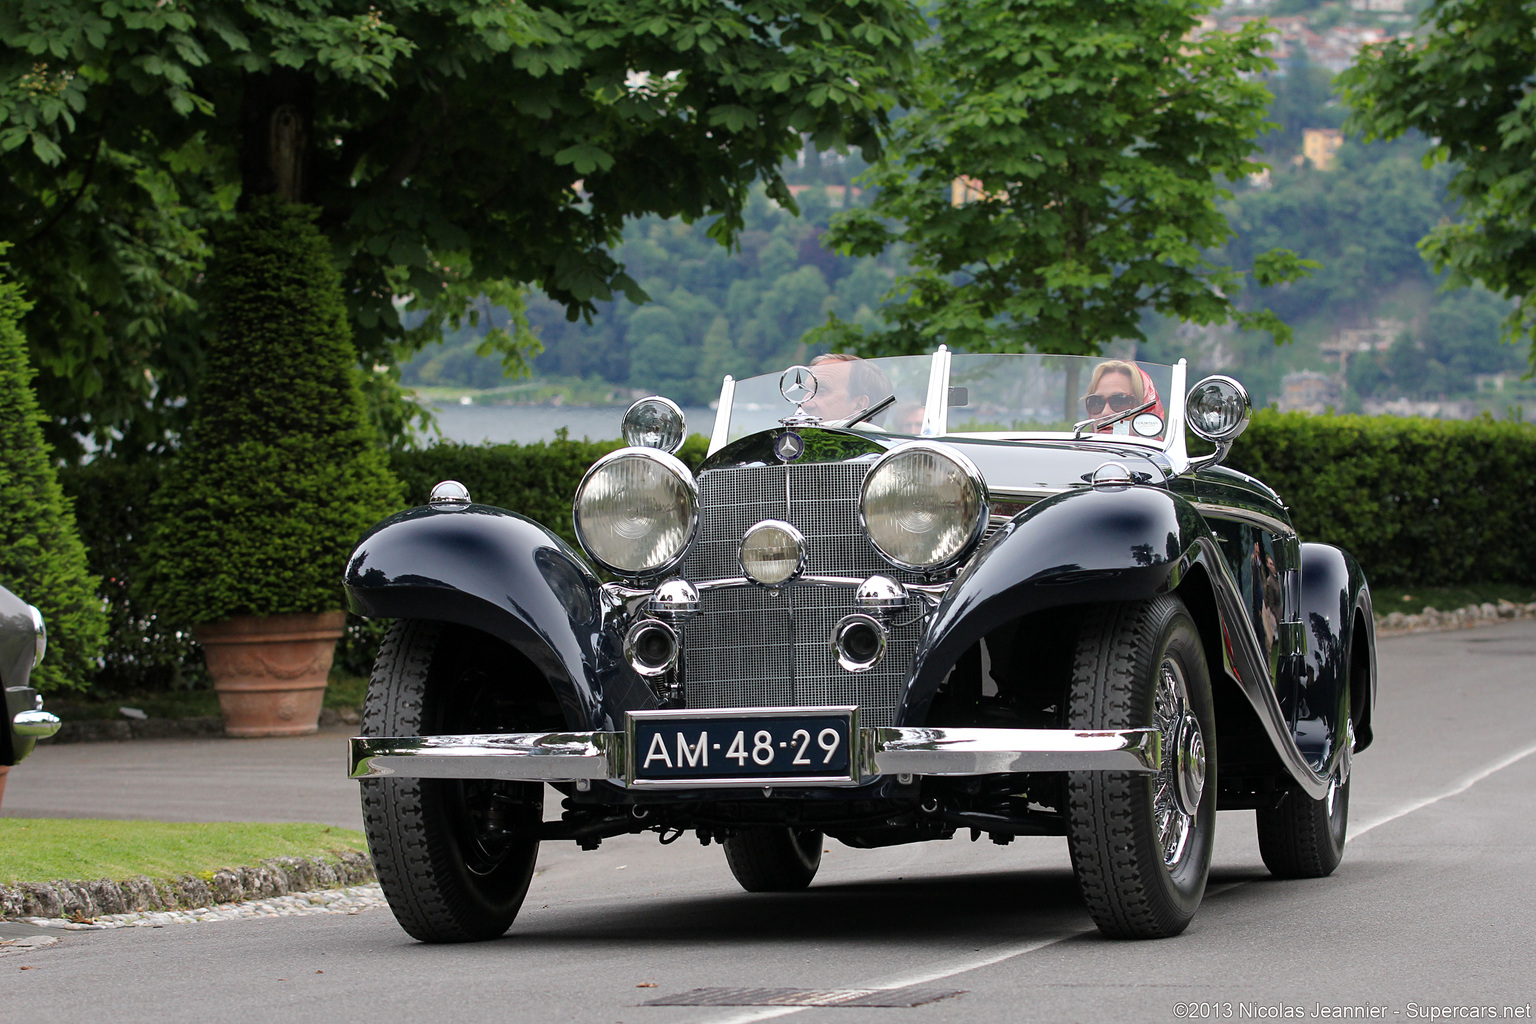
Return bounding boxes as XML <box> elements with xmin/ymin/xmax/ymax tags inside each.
<box><xmin>139</xmin><ymin>199</ymin><xmax>404</xmax><ymax>625</ymax></box>
<box><xmin>1226</xmin><ymin>410</ymin><xmax>1536</xmax><ymax>589</ymax></box>
<box><xmin>57</xmin><ymin>458</ymin><xmax>201</xmax><ymax>693</ymax></box>
<box><xmin>0</xmin><ymin>256</ymin><xmax>106</xmax><ymax>692</ymax></box>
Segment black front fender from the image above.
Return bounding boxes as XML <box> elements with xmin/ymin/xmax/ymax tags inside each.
<box><xmin>344</xmin><ymin>505</ymin><xmax>657</xmax><ymax>731</ymax></box>
<box><xmin>901</xmin><ymin>485</ymin><xmax>1209</xmax><ymax>724</ymax></box>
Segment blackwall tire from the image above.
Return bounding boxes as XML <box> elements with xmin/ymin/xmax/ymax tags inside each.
<box><xmin>723</xmin><ymin>827</ymin><xmax>824</xmax><ymax>892</ymax></box>
<box><xmin>1256</xmin><ymin>746</ymin><xmax>1349</xmax><ymax>879</ymax></box>
<box><xmin>1065</xmin><ymin>596</ymin><xmax>1217</xmax><ymax>939</ymax></box>
<box><xmin>360</xmin><ymin>619</ymin><xmax>542</xmax><ymax>943</ymax></box>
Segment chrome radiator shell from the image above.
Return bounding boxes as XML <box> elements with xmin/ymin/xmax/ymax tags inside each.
<box><xmin>679</xmin><ymin>461</ymin><xmax>923</xmax><ymax>728</ymax></box>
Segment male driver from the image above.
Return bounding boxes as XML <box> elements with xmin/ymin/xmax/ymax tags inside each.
<box><xmin>801</xmin><ymin>353</ymin><xmax>894</xmax><ymax>425</ymax></box>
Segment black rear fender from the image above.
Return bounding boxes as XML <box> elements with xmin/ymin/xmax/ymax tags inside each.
<box><xmin>344</xmin><ymin>505</ymin><xmax>657</xmax><ymax>731</ymax></box>
<box><xmin>1297</xmin><ymin>542</ymin><xmax>1376</xmax><ymax>761</ymax></box>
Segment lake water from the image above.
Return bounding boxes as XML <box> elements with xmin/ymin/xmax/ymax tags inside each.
<box><xmin>427</xmin><ymin>402</ymin><xmax>717</xmax><ymax>446</ymax></box>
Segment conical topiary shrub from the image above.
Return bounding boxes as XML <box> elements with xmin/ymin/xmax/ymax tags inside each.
<box><xmin>142</xmin><ymin>197</ymin><xmax>402</xmax><ymax>735</ymax></box>
<box><xmin>0</xmin><ymin>249</ymin><xmax>106</xmax><ymax>694</ymax></box>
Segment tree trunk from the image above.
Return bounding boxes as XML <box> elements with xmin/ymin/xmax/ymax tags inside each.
<box><xmin>239</xmin><ymin>70</ymin><xmax>317</xmax><ymax>205</ymax></box>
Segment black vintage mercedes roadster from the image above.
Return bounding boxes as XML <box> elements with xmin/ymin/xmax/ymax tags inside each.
<box><xmin>346</xmin><ymin>350</ymin><xmax>1376</xmax><ymax>943</ymax></box>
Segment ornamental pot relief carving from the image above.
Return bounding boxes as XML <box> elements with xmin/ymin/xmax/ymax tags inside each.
<box><xmin>193</xmin><ymin>611</ymin><xmax>347</xmax><ymax>737</ymax></box>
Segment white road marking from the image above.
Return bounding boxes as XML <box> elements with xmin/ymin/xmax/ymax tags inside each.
<box><xmin>1351</xmin><ymin>738</ymin><xmax>1536</xmax><ymax>838</ymax></box>
<box><xmin>694</xmin><ymin>931</ymin><xmax>1086</xmax><ymax>1024</ymax></box>
<box><xmin>682</xmin><ymin>738</ymin><xmax>1536</xmax><ymax>1024</ymax></box>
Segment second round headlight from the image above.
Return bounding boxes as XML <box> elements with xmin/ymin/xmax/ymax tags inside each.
<box><xmin>859</xmin><ymin>443</ymin><xmax>987</xmax><ymax>571</ymax></box>
<box><xmin>574</xmin><ymin>448</ymin><xmax>698</xmax><ymax>577</ymax></box>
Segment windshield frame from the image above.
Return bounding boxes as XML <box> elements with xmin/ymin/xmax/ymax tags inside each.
<box><xmin>709</xmin><ymin>347</ymin><xmax>1191</xmax><ymax>467</ymax></box>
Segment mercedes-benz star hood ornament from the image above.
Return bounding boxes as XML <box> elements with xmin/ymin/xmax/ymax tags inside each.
<box><xmin>779</xmin><ymin>365</ymin><xmax>821</xmax><ymax>426</ymax></box>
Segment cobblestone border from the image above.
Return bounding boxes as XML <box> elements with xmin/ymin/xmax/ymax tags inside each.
<box><xmin>1375</xmin><ymin>600</ymin><xmax>1536</xmax><ymax>636</ymax></box>
<box><xmin>6</xmin><ymin>883</ymin><xmax>388</xmax><ymax>936</ymax></box>
<box><xmin>0</xmin><ymin>850</ymin><xmax>373</xmax><ymax>921</ymax></box>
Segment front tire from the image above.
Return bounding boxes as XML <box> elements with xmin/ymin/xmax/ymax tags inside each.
<box><xmin>1065</xmin><ymin>596</ymin><xmax>1217</xmax><ymax>939</ymax></box>
<box><xmin>723</xmin><ymin>827</ymin><xmax>823</xmax><ymax>892</ymax></box>
<box><xmin>1256</xmin><ymin>736</ymin><xmax>1350</xmax><ymax>879</ymax></box>
<box><xmin>360</xmin><ymin>619</ymin><xmax>543</xmax><ymax>943</ymax></box>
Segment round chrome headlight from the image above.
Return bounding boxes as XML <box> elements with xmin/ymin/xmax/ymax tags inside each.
<box><xmin>622</xmin><ymin>397</ymin><xmax>686</xmax><ymax>453</ymax></box>
<box><xmin>1186</xmin><ymin>375</ymin><xmax>1252</xmax><ymax>443</ymax></box>
<box><xmin>573</xmin><ymin>448</ymin><xmax>698</xmax><ymax>577</ymax></box>
<box><xmin>859</xmin><ymin>443</ymin><xmax>988</xmax><ymax>571</ymax></box>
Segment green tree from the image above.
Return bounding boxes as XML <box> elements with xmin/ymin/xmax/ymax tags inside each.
<box><xmin>1340</xmin><ymin>0</ymin><xmax>1536</xmax><ymax>369</ymax></box>
<box><xmin>820</xmin><ymin>0</ymin><xmax>1317</xmax><ymax>357</ymax></box>
<box><xmin>139</xmin><ymin>199</ymin><xmax>403</xmax><ymax>626</ymax></box>
<box><xmin>1</xmin><ymin>0</ymin><xmax>927</xmax><ymax>457</ymax></box>
<box><xmin>0</xmin><ymin>252</ymin><xmax>105</xmax><ymax>691</ymax></box>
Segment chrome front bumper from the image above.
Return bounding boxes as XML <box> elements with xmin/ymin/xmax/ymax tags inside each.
<box><xmin>349</xmin><ymin>726</ymin><xmax>1159</xmax><ymax>788</ymax></box>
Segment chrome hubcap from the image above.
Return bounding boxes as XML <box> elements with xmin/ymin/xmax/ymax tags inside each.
<box><xmin>1154</xmin><ymin>658</ymin><xmax>1203</xmax><ymax>868</ymax></box>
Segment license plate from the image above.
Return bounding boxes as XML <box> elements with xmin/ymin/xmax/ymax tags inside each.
<box><xmin>627</xmin><ymin>707</ymin><xmax>857</xmax><ymax>787</ymax></box>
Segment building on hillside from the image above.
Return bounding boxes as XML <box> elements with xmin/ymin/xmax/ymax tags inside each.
<box><xmin>1350</xmin><ymin>0</ymin><xmax>1405</xmax><ymax>11</ymax></box>
<box><xmin>1302</xmin><ymin>129</ymin><xmax>1344</xmax><ymax>171</ymax></box>
<box><xmin>1322</xmin><ymin>318</ymin><xmax>1402</xmax><ymax>370</ymax></box>
<box><xmin>1279</xmin><ymin>370</ymin><xmax>1341</xmax><ymax>414</ymax></box>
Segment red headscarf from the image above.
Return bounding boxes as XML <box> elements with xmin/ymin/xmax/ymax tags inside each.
<box><xmin>1095</xmin><ymin>366</ymin><xmax>1164</xmax><ymax>436</ymax></box>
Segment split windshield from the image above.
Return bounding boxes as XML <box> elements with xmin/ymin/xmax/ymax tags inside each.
<box><xmin>719</xmin><ymin>352</ymin><xmax>1179</xmax><ymax>447</ymax></box>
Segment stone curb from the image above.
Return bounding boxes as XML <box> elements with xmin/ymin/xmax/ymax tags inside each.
<box><xmin>1374</xmin><ymin>599</ymin><xmax>1536</xmax><ymax>637</ymax></box>
<box><xmin>0</xmin><ymin>850</ymin><xmax>374</xmax><ymax>921</ymax></box>
<box><xmin>42</xmin><ymin>706</ymin><xmax>360</xmax><ymax>745</ymax></box>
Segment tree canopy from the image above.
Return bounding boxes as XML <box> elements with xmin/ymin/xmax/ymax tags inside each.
<box><xmin>1340</xmin><ymin>0</ymin><xmax>1536</xmax><ymax>370</ymax></box>
<box><xmin>0</xmin><ymin>0</ymin><xmax>926</xmax><ymax>457</ymax></box>
<box><xmin>819</xmin><ymin>0</ymin><xmax>1316</xmax><ymax>357</ymax></box>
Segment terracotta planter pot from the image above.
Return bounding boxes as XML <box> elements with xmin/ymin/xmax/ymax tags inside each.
<box><xmin>194</xmin><ymin>611</ymin><xmax>347</xmax><ymax>738</ymax></box>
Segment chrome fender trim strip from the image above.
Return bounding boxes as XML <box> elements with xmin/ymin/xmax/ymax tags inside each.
<box><xmin>349</xmin><ymin>732</ymin><xmax>623</xmax><ymax>781</ymax></box>
<box><xmin>348</xmin><ymin>726</ymin><xmax>1159</xmax><ymax>782</ymax></box>
<box><xmin>870</xmin><ymin>727</ymin><xmax>1159</xmax><ymax>776</ymax></box>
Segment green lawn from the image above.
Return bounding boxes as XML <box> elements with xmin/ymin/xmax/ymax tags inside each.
<box><xmin>0</xmin><ymin>819</ymin><xmax>368</xmax><ymax>886</ymax></box>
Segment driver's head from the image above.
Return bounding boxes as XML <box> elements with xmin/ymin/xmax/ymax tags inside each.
<box><xmin>803</xmin><ymin>353</ymin><xmax>893</xmax><ymax>423</ymax></box>
<box><xmin>1085</xmin><ymin>360</ymin><xmax>1144</xmax><ymax>410</ymax></box>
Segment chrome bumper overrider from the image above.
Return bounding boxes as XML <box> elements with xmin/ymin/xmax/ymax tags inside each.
<box><xmin>348</xmin><ymin>727</ymin><xmax>1159</xmax><ymax>786</ymax></box>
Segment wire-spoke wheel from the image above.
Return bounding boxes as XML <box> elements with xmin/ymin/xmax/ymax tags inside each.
<box><xmin>360</xmin><ymin>619</ymin><xmax>543</xmax><ymax>943</ymax></box>
<box><xmin>723</xmin><ymin>827</ymin><xmax>824</xmax><ymax>892</ymax></box>
<box><xmin>1065</xmin><ymin>595</ymin><xmax>1216</xmax><ymax>939</ymax></box>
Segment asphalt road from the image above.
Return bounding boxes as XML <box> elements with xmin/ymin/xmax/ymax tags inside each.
<box><xmin>4</xmin><ymin>621</ymin><xmax>1535</xmax><ymax>1024</ymax></box>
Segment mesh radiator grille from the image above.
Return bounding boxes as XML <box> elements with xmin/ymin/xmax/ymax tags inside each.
<box><xmin>680</xmin><ymin>462</ymin><xmax>921</xmax><ymax>728</ymax></box>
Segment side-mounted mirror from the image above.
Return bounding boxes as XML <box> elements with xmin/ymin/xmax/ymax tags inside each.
<box><xmin>1185</xmin><ymin>375</ymin><xmax>1251</xmax><ymax>470</ymax></box>
<box><xmin>622</xmin><ymin>396</ymin><xmax>687</xmax><ymax>454</ymax></box>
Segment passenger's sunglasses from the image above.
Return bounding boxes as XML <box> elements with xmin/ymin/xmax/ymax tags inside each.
<box><xmin>1084</xmin><ymin>392</ymin><xmax>1139</xmax><ymax>415</ymax></box>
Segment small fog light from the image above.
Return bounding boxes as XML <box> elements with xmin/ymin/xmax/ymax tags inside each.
<box><xmin>740</xmin><ymin>520</ymin><xmax>807</xmax><ymax>586</ymax></box>
<box><xmin>832</xmin><ymin>613</ymin><xmax>887</xmax><ymax>673</ymax></box>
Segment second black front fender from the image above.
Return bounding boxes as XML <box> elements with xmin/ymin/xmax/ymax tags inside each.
<box><xmin>344</xmin><ymin>505</ymin><xmax>657</xmax><ymax>731</ymax></box>
<box><xmin>901</xmin><ymin>485</ymin><xmax>1209</xmax><ymax>724</ymax></box>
